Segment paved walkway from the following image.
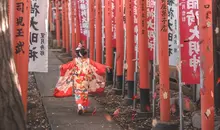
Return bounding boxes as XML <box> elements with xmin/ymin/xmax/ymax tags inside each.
<box><xmin>35</xmin><ymin>49</ymin><xmax>122</xmax><ymax>130</ymax></box>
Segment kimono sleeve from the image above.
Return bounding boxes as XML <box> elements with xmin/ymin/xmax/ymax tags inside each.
<box><xmin>89</xmin><ymin>59</ymin><xmax>107</xmax><ymax>76</ymax></box>
<box><xmin>60</xmin><ymin>60</ymin><xmax>75</xmax><ymax>76</ymax></box>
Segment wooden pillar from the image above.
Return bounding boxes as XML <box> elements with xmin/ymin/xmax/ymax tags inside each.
<box><xmin>61</xmin><ymin>0</ymin><xmax>66</xmax><ymax>49</ymax></box>
<box><xmin>65</xmin><ymin>0</ymin><xmax>70</xmax><ymax>53</ymax></box>
<box><xmin>71</xmin><ymin>0</ymin><xmax>76</xmax><ymax>56</ymax></box>
<box><xmin>199</xmin><ymin>0</ymin><xmax>214</xmax><ymax>129</ymax></box>
<box><xmin>89</xmin><ymin>0</ymin><xmax>95</xmax><ymax>60</ymax></box>
<box><xmin>49</xmin><ymin>1</ymin><xmax>53</xmax><ymax>32</ymax></box>
<box><xmin>55</xmin><ymin>0</ymin><xmax>61</xmax><ymax>47</ymax></box>
<box><xmin>13</xmin><ymin>0</ymin><xmax>31</xmax><ymax>113</ymax></box>
<box><xmin>124</xmin><ymin>0</ymin><xmax>135</xmax><ymax>105</ymax></box>
<box><xmin>75</xmin><ymin>0</ymin><xmax>80</xmax><ymax>46</ymax></box>
<box><xmin>158</xmin><ymin>0</ymin><xmax>170</xmax><ymax>121</ymax></box>
<box><xmin>105</xmin><ymin>0</ymin><xmax>113</xmax><ymax>84</ymax></box>
<box><xmin>95</xmin><ymin>0</ymin><xmax>102</xmax><ymax>63</ymax></box>
<box><xmin>137</xmin><ymin>0</ymin><xmax>150</xmax><ymax>112</ymax></box>
<box><xmin>115</xmin><ymin>0</ymin><xmax>124</xmax><ymax>91</ymax></box>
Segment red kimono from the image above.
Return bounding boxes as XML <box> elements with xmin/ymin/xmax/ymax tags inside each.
<box><xmin>54</xmin><ymin>58</ymin><xmax>106</xmax><ymax>107</ymax></box>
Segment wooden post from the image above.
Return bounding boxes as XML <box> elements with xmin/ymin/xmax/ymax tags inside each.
<box><xmin>71</xmin><ymin>0</ymin><xmax>76</xmax><ymax>56</ymax></box>
<box><xmin>65</xmin><ymin>0</ymin><xmax>70</xmax><ymax>53</ymax></box>
<box><xmin>95</xmin><ymin>0</ymin><xmax>102</xmax><ymax>63</ymax></box>
<box><xmin>158</xmin><ymin>0</ymin><xmax>170</xmax><ymax>121</ymax></box>
<box><xmin>49</xmin><ymin>1</ymin><xmax>53</xmax><ymax>32</ymax></box>
<box><xmin>55</xmin><ymin>0</ymin><xmax>61</xmax><ymax>47</ymax></box>
<box><xmin>124</xmin><ymin>0</ymin><xmax>135</xmax><ymax>105</ymax></box>
<box><xmin>105</xmin><ymin>0</ymin><xmax>113</xmax><ymax>84</ymax></box>
<box><xmin>199</xmin><ymin>0</ymin><xmax>214</xmax><ymax>129</ymax></box>
<box><xmin>89</xmin><ymin>0</ymin><xmax>95</xmax><ymax>60</ymax></box>
<box><xmin>61</xmin><ymin>0</ymin><xmax>66</xmax><ymax>49</ymax></box>
<box><xmin>137</xmin><ymin>0</ymin><xmax>150</xmax><ymax>111</ymax></box>
<box><xmin>76</xmin><ymin>0</ymin><xmax>80</xmax><ymax>46</ymax></box>
<box><xmin>13</xmin><ymin>0</ymin><xmax>31</xmax><ymax>113</ymax></box>
<box><xmin>115</xmin><ymin>0</ymin><xmax>124</xmax><ymax>93</ymax></box>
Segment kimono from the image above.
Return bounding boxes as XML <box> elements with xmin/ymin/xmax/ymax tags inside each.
<box><xmin>54</xmin><ymin>58</ymin><xmax>106</xmax><ymax>107</ymax></box>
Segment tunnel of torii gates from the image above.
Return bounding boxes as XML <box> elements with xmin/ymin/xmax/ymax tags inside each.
<box><xmin>9</xmin><ymin>0</ymin><xmax>220</xmax><ymax>129</ymax></box>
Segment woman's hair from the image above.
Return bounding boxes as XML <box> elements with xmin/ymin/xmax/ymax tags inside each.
<box><xmin>76</xmin><ymin>47</ymin><xmax>87</xmax><ymax>57</ymax></box>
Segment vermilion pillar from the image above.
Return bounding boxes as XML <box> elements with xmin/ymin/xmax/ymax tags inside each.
<box><xmin>71</xmin><ymin>0</ymin><xmax>76</xmax><ymax>56</ymax></box>
<box><xmin>76</xmin><ymin>0</ymin><xmax>80</xmax><ymax>46</ymax></box>
<box><xmin>89</xmin><ymin>0</ymin><xmax>95</xmax><ymax>60</ymax></box>
<box><xmin>13</xmin><ymin>0</ymin><xmax>30</xmax><ymax>113</ymax></box>
<box><xmin>95</xmin><ymin>0</ymin><xmax>102</xmax><ymax>63</ymax></box>
<box><xmin>115</xmin><ymin>0</ymin><xmax>124</xmax><ymax>94</ymax></box>
<box><xmin>105</xmin><ymin>0</ymin><xmax>113</xmax><ymax>84</ymax></box>
<box><xmin>61</xmin><ymin>0</ymin><xmax>66</xmax><ymax>49</ymax></box>
<box><xmin>124</xmin><ymin>0</ymin><xmax>135</xmax><ymax>105</ymax></box>
<box><xmin>199</xmin><ymin>1</ymin><xmax>214</xmax><ymax>130</ymax></box>
<box><xmin>55</xmin><ymin>0</ymin><xmax>61</xmax><ymax>47</ymax></box>
<box><xmin>49</xmin><ymin>1</ymin><xmax>53</xmax><ymax>32</ymax></box>
<box><xmin>137</xmin><ymin>0</ymin><xmax>150</xmax><ymax>112</ymax></box>
<box><xmin>158</xmin><ymin>0</ymin><xmax>170</xmax><ymax>121</ymax></box>
<box><xmin>65</xmin><ymin>0</ymin><xmax>70</xmax><ymax>53</ymax></box>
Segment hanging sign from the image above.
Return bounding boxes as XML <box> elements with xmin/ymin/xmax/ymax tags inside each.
<box><xmin>134</xmin><ymin>0</ymin><xmax>138</xmax><ymax>51</ymax></box>
<box><xmin>29</xmin><ymin>0</ymin><xmax>49</xmax><ymax>72</ymax></box>
<box><xmin>77</xmin><ymin>0</ymin><xmax>88</xmax><ymax>43</ymax></box>
<box><xmin>146</xmin><ymin>0</ymin><xmax>155</xmax><ymax>60</ymax></box>
<box><xmin>179</xmin><ymin>0</ymin><xmax>200</xmax><ymax>84</ymax></box>
<box><xmin>112</xmin><ymin>0</ymin><xmax>116</xmax><ymax>48</ymax></box>
<box><xmin>168</xmin><ymin>0</ymin><xmax>179</xmax><ymax>66</ymax></box>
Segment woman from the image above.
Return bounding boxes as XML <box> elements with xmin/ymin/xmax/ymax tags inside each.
<box><xmin>54</xmin><ymin>43</ymin><xmax>108</xmax><ymax>115</ymax></box>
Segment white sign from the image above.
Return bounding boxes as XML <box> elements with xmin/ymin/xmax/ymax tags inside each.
<box><xmin>168</xmin><ymin>0</ymin><xmax>179</xmax><ymax>66</ymax></box>
<box><xmin>29</xmin><ymin>0</ymin><xmax>49</xmax><ymax>72</ymax></box>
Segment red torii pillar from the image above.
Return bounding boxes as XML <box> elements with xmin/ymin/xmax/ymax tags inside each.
<box><xmin>95</xmin><ymin>0</ymin><xmax>102</xmax><ymax>63</ymax></box>
<box><xmin>71</xmin><ymin>0</ymin><xmax>76</xmax><ymax>56</ymax></box>
<box><xmin>115</xmin><ymin>0</ymin><xmax>124</xmax><ymax>93</ymax></box>
<box><xmin>124</xmin><ymin>0</ymin><xmax>135</xmax><ymax>105</ymax></box>
<box><xmin>75</xmin><ymin>0</ymin><xmax>81</xmax><ymax>46</ymax></box>
<box><xmin>105</xmin><ymin>0</ymin><xmax>113</xmax><ymax>84</ymax></box>
<box><xmin>89</xmin><ymin>0</ymin><xmax>95</xmax><ymax>60</ymax></box>
<box><xmin>137</xmin><ymin>0</ymin><xmax>150</xmax><ymax>111</ymax></box>
<box><xmin>13</xmin><ymin>0</ymin><xmax>31</xmax><ymax>113</ymax></box>
<box><xmin>55</xmin><ymin>0</ymin><xmax>61</xmax><ymax>47</ymax></box>
<box><xmin>158</xmin><ymin>0</ymin><xmax>170</xmax><ymax>121</ymax></box>
<box><xmin>199</xmin><ymin>1</ymin><xmax>214</xmax><ymax>129</ymax></box>
<box><xmin>65</xmin><ymin>0</ymin><xmax>70</xmax><ymax>53</ymax></box>
<box><xmin>49</xmin><ymin>1</ymin><xmax>53</xmax><ymax>32</ymax></box>
<box><xmin>61</xmin><ymin>0</ymin><xmax>66</xmax><ymax>50</ymax></box>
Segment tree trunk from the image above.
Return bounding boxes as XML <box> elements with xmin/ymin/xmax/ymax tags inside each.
<box><xmin>0</xmin><ymin>0</ymin><xmax>26</xmax><ymax>129</ymax></box>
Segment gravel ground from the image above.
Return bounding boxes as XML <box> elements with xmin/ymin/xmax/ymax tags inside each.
<box><xmin>27</xmin><ymin>73</ymin><xmax>51</xmax><ymax>130</ymax></box>
<box><xmin>94</xmin><ymin>85</ymin><xmax>200</xmax><ymax>130</ymax></box>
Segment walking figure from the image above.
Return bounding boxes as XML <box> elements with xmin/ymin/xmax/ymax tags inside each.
<box><xmin>54</xmin><ymin>43</ymin><xmax>108</xmax><ymax>115</ymax></box>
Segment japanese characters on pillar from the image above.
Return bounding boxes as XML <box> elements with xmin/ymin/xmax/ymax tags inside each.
<box><xmin>168</xmin><ymin>0</ymin><xmax>179</xmax><ymax>66</ymax></box>
<box><xmin>14</xmin><ymin>2</ymin><xmax>26</xmax><ymax>56</ymax></box>
<box><xmin>77</xmin><ymin>0</ymin><xmax>88</xmax><ymax>46</ymax></box>
<box><xmin>146</xmin><ymin>0</ymin><xmax>155</xmax><ymax>60</ymax></box>
<box><xmin>133</xmin><ymin>0</ymin><xmax>138</xmax><ymax>52</ymax></box>
<box><xmin>199</xmin><ymin>0</ymin><xmax>214</xmax><ymax>129</ymax></box>
<box><xmin>112</xmin><ymin>0</ymin><xmax>116</xmax><ymax>48</ymax></box>
<box><xmin>14</xmin><ymin>0</ymin><xmax>30</xmax><ymax>112</ymax></box>
<box><xmin>179</xmin><ymin>0</ymin><xmax>200</xmax><ymax>84</ymax></box>
<box><xmin>89</xmin><ymin>0</ymin><xmax>95</xmax><ymax>59</ymax></box>
<box><xmin>29</xmin><ymin>0</ymin><xmax>49</xmax><ymax>72</ymax></box>
<box><xmin>76</xmin><ymin>0</ymin><xmax>81</xmax><ymax>46</ymax></box>
<box><xmin>71</xmin><ymin>0</ymin><xmax>76</xmax><ymax>54</ymax></box>
<box><xmin>95</xmin><ymin>0</ymin><xmax>102</xmax><ymax>63</ymax></box>
<box><xmin>158</xmin><ymin>0</ymin><xmax>170</xmax><ymax>122</ymax></box>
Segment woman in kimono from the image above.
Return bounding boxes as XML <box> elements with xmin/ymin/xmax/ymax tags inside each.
<box><xmin>54</xmin><ymin>43</ymin><xmax>108</xmax><ymax>115</ymax></box>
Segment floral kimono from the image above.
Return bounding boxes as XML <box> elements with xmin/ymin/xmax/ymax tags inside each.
<box><xmin>54</xmin><ymin>58</ymin><xmax>106</xmax><ymax>107</ymax></box>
